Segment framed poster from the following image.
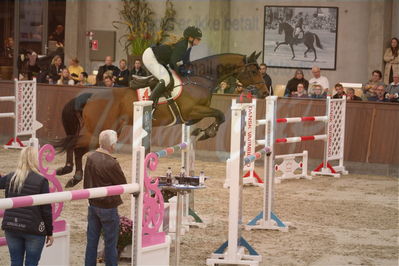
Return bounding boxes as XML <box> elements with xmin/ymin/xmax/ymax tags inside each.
<box><xmin>263</xmin><ymin>6</ymin><xmax>338</xmax><ymax>70</ymax></box>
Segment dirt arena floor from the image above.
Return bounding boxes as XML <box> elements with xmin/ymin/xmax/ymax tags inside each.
<box><xmin>0</xmin><ymin>148</ymin><xmax>398</xmax><ymax>266</ymax></box>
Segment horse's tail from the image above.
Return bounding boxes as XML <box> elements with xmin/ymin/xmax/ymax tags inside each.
<box><xmin>314</xmin><ymin>34</ymin><xmax>323</xmax><ymax>49</ymax></box>
<box><xmin>51</xmin><ymin>93</ymin><xmax>92</xmax><ymax>153</ymax></box>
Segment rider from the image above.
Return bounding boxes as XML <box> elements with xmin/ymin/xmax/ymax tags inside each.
<box><xmin>142</xmin><ymin>26</ymin><xmax>202</xmax><ymax>110</ymax></box>
<box><xmin>293</xmin><ymin>12</ymin><xmax>304</xmax><ymax>43</ymax></box>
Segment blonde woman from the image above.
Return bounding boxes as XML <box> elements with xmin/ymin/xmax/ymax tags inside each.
<box><xmin>48</xmin><ymin>55</ymin><xmax>65</xmax><ymax>84</ymax></box>
<box><xmin>0</xmin><ymin>146</ymin><xmax>54</xmax><ymax>266</ymax></box>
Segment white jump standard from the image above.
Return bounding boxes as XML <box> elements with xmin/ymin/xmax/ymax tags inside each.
<box><xmin>207</xmin><ymin>104</ymin><xmax>271</xmax><ymax>266</ymax></box>
<box><xmin>0</xmin><ymin>79</ymin><xmax>42</xmax><ymax>149</ymax></box>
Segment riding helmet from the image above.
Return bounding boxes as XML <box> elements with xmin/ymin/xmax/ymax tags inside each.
<box><xmin>183</xmin><ymin>26</ymin><xmax>202</xmax><ymax>39</ymax></box>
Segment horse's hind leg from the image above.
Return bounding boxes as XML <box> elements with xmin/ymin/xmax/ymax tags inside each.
<box><xmin>65</xmin><ymin>147</ymin><xmax>89</xmax><ymax>188</ymax></box>
<box><xmin>304</xmin><ymin>47</ymin><xmax>311</xmax><ymax>58</ymax></box>
<box><xmin>56</xmin><ymin>148</ymin><xmax>74</xmax><ymax>175</ymax></box>
<box><xmin>313</xmin><ymin>48</ymin><xmax>317</xmax><ymax>61</ymax></box>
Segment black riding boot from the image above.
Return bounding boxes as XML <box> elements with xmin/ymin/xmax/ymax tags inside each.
<box><xmin>150</xmin><ymin>79</ymin><xmax>166</xmax><ymax>109</ymax></box>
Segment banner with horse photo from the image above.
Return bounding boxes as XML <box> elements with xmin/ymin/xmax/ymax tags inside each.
<box><xmin>263</xmin><ymin>6</ymin><xmax>338</xmax><ymax>70</ymax></box>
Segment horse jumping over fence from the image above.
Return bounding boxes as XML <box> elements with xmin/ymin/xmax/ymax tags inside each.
<box><xmin>274</xmin><ymin>22</ymin><xmax>323</xmax><ymax>61</ymax></box>
<box><xmin>54</xmin><ymin>52</ymin><xmax>268</xmax><ymax>187</ymax></box>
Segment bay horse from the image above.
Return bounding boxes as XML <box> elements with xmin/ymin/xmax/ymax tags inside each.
<box><xmin>54</xmin><ymin>52</ymin><xmax>268</xmax><ymax>187</ymax></box>
<box><xmin>273</xmin><ymin>22</ymin><xmax>323</xmax><ymax>61</ymax></box>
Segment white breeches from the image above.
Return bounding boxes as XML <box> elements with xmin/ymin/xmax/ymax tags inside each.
<box><xmin>142</xmin><ymin>47</ymin><xmax>171</xmax><ymax>86</ymax></box>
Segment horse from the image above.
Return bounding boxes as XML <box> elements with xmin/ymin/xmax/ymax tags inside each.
<box><xmin>273</xmin><ymin>22</ymin><xmax>323</xmax><ymax>61</ymax></box>
<box><xmin>54</xmin><ymin>52</ymin><xmax>268</xmax><ymax>187</ymax></box>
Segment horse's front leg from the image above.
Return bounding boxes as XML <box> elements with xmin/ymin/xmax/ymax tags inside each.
<box><xmin>187</xmin><ymin>106</ymin><xmax>225</xmax><ymax>141</ymax></box>
<box><xmin>290</xmin><ymin>44</ymin><xmax>296</xmax><ymax>59</ymax></box>
<box><xmin>274</xmin><ymin>41</ymin><xmax>286</xmax><ymax>52</ymax></box>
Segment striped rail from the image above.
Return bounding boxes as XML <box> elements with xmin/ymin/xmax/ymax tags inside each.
<box><xmin>0</xmin><ymin>184</ymin><xmax>139</xmax><ymax>210</ymax></box>
<box><xmin>257</xmin><ymin>116</ymin><xmax>327</xmax><ymax>126</ymax></box>
<box><xmin>244</xmin><ymin>147</ymin><xmax>271</xmax><ymax>165</ymax></box>
<box><xmin>257</xmin><ymin>134</ymin><xmax>327</xmax><ymax>145</ymax></box>
<box><xmin>154</xmin><ymin>142</ymin><xmax>188</xmax><ymax>158</ymax></box>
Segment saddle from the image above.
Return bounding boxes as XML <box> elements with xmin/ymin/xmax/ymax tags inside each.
<box><xmin>130</xmin><ymin>75</ymin><xmax>158</xmax><ymax>90</ymax></box>
<box><xmin>131</xmin><ymin>71</ymin><xmax>185</xmax><ymax>126</ymax></box>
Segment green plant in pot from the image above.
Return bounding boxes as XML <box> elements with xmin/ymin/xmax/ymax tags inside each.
<box><xmin>113</xmin><ymin>0</ymin><xmax>177</xmax><ymax>61</ymax></box>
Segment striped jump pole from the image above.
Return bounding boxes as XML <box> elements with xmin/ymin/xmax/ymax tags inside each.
<box><xmin>0</xmin><ymin>184</ymin><xmax>139</xmax><ymax>210</ymax></box>
<box><xmin>243</xmin><ymin>147</ymin><xmax>271</xmax><ymax>165</ymax></box>
<box><xmin>154</xmin><ymin>142</ymin><xmax>188</xmax><ymax>158</ymax></box>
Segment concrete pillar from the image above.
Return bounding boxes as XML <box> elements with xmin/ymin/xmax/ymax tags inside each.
<box><xmin>367</xmin><ymin>0</ymin><xmax>392</xmax><ymax>75</ymax></box>
<box><xmin>391</xmin><ymin>0</ymin><xmax>399</xmax><ymax>38</ymax></box>
<box><xmin>64</xmin><ymin>1</ymin><xmax>78</xmax><ymax>67</ymax></box>
<box><xmin>208</xmin><ymin>0</ymin><xmax>231</xmax><ymax>54</ymax></box>
<box><xmin>64</xmin><ymin>0</ymin><xmax>88</xmax><ymax>71</ymax></box>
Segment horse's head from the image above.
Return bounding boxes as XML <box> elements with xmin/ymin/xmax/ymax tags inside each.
<box><xmin>235</xmin><ymin>63</ymin><xmax>269</xmax><ymax>98</ymax></box>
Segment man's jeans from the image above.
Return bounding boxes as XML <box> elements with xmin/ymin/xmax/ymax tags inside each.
<box><xmin>5</xmin><ymin>230</ymin><xmax>46</xmax><ymax>266</ymax></box>
<box><xmin>85</xmin><ymin>205</ymin><xmax>119</xmax><ymax>266</ymax></box>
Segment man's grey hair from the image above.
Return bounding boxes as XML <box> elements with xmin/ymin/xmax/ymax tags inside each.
<box><xmin>99</xmin><ymin>130</ymin><xmax>118</xmax><ymax>148</ymax></box>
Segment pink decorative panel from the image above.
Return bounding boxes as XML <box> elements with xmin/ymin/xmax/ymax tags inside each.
<box><xmin>142</xmin><ymin>153</ymin><xmax>165</xmax><ymax>247</ymax></box>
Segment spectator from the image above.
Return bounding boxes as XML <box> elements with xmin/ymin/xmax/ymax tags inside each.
<box><xmin>4</xmin><ymin>37</ymin><xmax>13</xmax><ymax>58</ymax></box>
<box><xmin>48</xmin><ymin>25</ymin><xmax>65</xmax><ymax>46</ymax></box>
<box><xmin>310</xmin><ymin>84</ymin><xmax>327</xmax><ymax>99</ymax></box>
<box><xmin>383</xmin><ymin>37</ymin><xmax>399</xmax><ymax>84</ymax></box>
<box><xmin>131</xmin><ymin>59</ymin><xmax>147</xmax><ymax>77</ymax></box>
<box><xmin>103</xmin><ymin>76</ymin><xmax>115</xmax><ymax>88</ymax></box>
<box><xmin>259</xmin><ymin>63</ymin><xmax>273</xmax><ymax>95</ymax></box>
<box><xmin>68</xmin><ymin>57</ymin><xmax>84</xmax><ymax>84</ymax></box>
<box><xmin>385</xmin><ymin>73</ymin><xmax>399</xmax><ymax>103</ymax></box>
<box><xmin>234</xmin><ymin>81</ymin><xmax>244</xmax><ymax>94</ymax></box>
<box><xmin>0</xmin><ymin>146</ymin><xmax>54</xmax><ymax>266</ymax></box>
<box><xmin>332</xmin><ymin>83</ymin><xmax>346</xmax><ymax>99</ymax></box>
<box><xmin>368</xmin><ymin>84</ymin><xmax>388</xmax><ymax>102</ymax></box>
<box><xmin>309</xmin><ymin>66</ymin><xmax>329</xmax><ymax>94</ymax></box>
<box><xmin>215</xmin><ymin>80</ymin><xmax>230</xmax><ymax>94</ymax></box>
<box><xmin>362</xmin><ymin>70</ymin><xmax>384</xmax><ymax>99</ymax></box>
<box><xmin>19</xmin><ymin>50</ymin><xmax>40</xmax><ymax>80</ymax></box>
<box><xmin>346</xmin><ymin>88</ymin><xmax>362</xmax><ymax>101</ymax></box>
<box><xmin>57</xmin><ymin>68</ymin><xmax>74</xmax><ymax>85</ymax></box>
<box><xmin>96</xmin><ymin>56</ymin><xmax>120</xmax><ymax>85</ymax></box>
<box><xmin>290</xmin><ymin>83</ymin><xmax>308</xmax><ymax>98</ymax></box>
<box><xmin>284</xmin><ymin>69</ymin><xmax>309</xmax><ymax>96</ymax></box>
<box><xmin>77</xmin><ymin>72</ymin><xmax>91</xmax><ymax>86</ymax></box>
<box><xmin>48</xmin><ymin>55</ymin><xmax>65</xmax><ymax>84</ymax></box>
<box><xmin>115</xmin><ymin>59</ymin><xmax>130</xmax><ymax>87</ymax></box>
<box><xmin>83</xmin><ymin>130</ymin><xmax>127</xmax><ymax>266</ymax></box>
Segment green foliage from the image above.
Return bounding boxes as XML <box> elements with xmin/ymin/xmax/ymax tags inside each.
<box><xmin>113</xmin><ymin>0</ymin><xmax>177</xmax><ymax>56</ymax></box>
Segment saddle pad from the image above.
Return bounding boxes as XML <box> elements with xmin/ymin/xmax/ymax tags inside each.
<box><xmin>136</xmin><ymin>70</ymin><xmax>183</xmax><ymax>104</ymax></box>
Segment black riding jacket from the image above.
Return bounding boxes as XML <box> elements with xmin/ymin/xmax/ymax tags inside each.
<box><xmin>151</xmin><ymin>38</ymin><xmax>191</xmax><ymax>71</ymax></box>
<box><xmin>0</xmin><ymin>172</ymin><xmax>53</xmax><ymax>236</ymax></box>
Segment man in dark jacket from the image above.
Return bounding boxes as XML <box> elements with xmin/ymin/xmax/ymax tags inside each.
<box><xmin>83</xmin><ymin>129</ymin><xmax>127</xmax><ymax>266</ymax></box>
<box><xmin>131</xmin><ymin>59</ymin><xmax>148</xmax><ymax>77</ymax></box>
<box><xmin>142</xmin><ymin>26</ymin><xmax>202</xmax><ymax>109</ymax></box>
<box><xmin>115</xmin><ymin>59</ymin><xmax>130</xmax><ymax>87</ymax></box>
<box><xmin>259</xmin><ymin>63</ymin><xmax>273</xmax><ymax>95</ymax></box>
<box><xmin>95</xmin><ymin>56</ymin><xmax>120</xmax><ymax>85</ymax></box>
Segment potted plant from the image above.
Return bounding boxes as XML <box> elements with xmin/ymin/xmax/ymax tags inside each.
<box><xmin>113</xmin><ymin>0</ymin><xmax>177</xmax><ymax>68</ymax></box>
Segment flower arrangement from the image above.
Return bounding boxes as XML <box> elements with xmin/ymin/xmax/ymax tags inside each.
<box><xmin>118</xmin><ymin>215</ymin><xmax>133</xmax><ymax>253</ymax></box>
<box><xmin>113</xmin><ymin>0</ymin><xmax>177</xmax><ymax>56</ymax></box>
